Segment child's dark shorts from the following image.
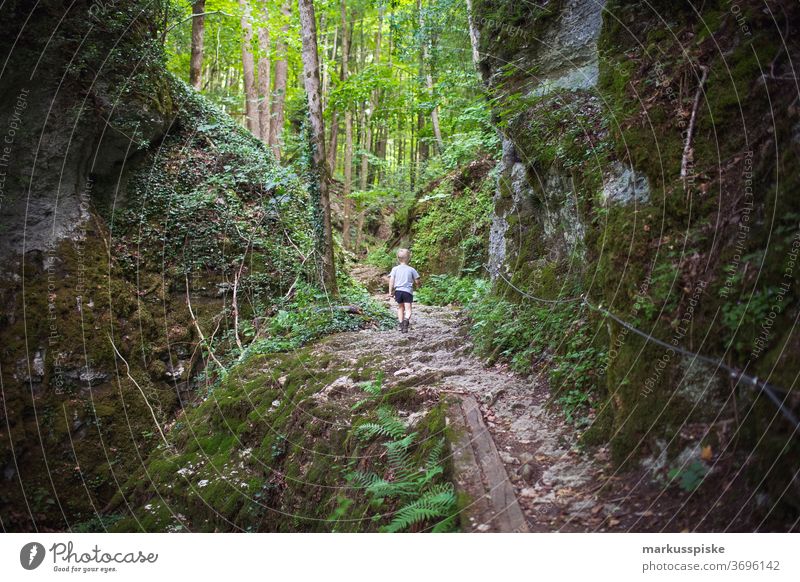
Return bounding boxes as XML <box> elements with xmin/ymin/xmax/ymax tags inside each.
<box><xmin>394</xmin><ymin>290</ymin><xmax>413</xmax><ymax>304</ymax></box>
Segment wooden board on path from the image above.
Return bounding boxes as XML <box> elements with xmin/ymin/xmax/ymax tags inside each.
<box><xmin>447</xmin><ymin>395</ymin><xmax>529</xmax><ymax>533</ymax></box>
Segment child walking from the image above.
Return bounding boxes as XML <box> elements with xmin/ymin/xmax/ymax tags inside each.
<box><xmin>388</xmin><ymin>248</ymin><xmax>420</xmax><ymax>333</ymax></box>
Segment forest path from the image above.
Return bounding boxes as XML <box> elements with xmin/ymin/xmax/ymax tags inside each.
<box><xmin>321</xmin><ymin>265</ymin><xmax>648</xmax><ymax>532</ymax></box>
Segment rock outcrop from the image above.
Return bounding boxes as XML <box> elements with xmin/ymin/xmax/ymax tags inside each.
<box><xmin>473</xmin><ymin>0</ymin><xmax>800</xmax><ymax>524</ymax></box>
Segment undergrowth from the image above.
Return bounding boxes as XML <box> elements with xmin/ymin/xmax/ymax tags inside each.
<box><xmin>469</xmin><ymin>294</ymin><xmax>606</xmax><ymax>424</ymax></box>
<box><xmin>416</xmin><ymin>274</ymin><xmax>490</xmax><ymax>306</ymax></box>
<box><xmin>243</xmin><ymin>277</ymin><xmax>395</xmax><ymax>358</ymax></box>
<box><xmin>340</xmin><ymin>376</ymin><xmax>458</xmax><ymax>533</ymax></box>
<box><xmin>415</xmin><ymin>272</ymin><xmax>607</xmax><ymax>426</ymax></box>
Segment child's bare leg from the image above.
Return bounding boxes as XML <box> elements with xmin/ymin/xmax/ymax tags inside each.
<box><xmin>404</xmin><ymin>303</ymin><xmax>413</xmax><ymax>321</ymax></box>
<box><xmin>397</xmin><ymin>304</ymin><xmax>404</xmax><ymax>323</ymax></box>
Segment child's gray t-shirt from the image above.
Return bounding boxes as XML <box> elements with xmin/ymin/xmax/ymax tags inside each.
<box><xmin>390</xmin><ymin>264</ymin><xmax>420</xmax><ymax>293</ymax></box>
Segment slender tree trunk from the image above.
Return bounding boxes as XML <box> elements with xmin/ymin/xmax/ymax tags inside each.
<box><xmin>256</xmin><ymin>8</ymin><xmax>271</xmax><ymax>142</ymax></box>
<box><xmin>354</xmin><ymin>209</ymin><xmax>366</xmax><ymax>252</ymax></box>
<box><xmin>324</xmin><ymin>13</ymin><xmax>343</xmax><ymax>174</ymax></box>
<box><xmin>189</xmin><ymin>0</ymin><xmax>206</xmax><ymax>89</ymax></box>
<box><xmin>240</xmin><ymin>0</ymin><xmax>260</xmax><ymax>135</ymax></box>
<box><xmin>418</xmin><ymin>0</ymin><xmax>443</xmax><ymax>154</ymax></box>
<box><xmin>359</xmin><ymin>8</ymin><xmax>382</xmax><ymax>190</ymax></box>
<box><xmin>320</xmin><ymin>16</ymin><xmax>336</xmax><ymax>111</ymax></box>
<box><xmin>327</xmin><ymin>112</ymin><xmax>339</xmax><ymax>174</ymax></box>
<box><xmin>362</xmin><ymin>119</ymin><xmax>372</xmax><ymax>191</ymax></box>
<box><xmin>359</xmin><ymin>22</ymin><xmax>371</xmax><ymax>195</ymax></box>
<box><xmin>340</xmin><ymin>1</ymin><xmax>353</xmax><ymax>249</ymax></box>
<box><xmin>428</xmin><ymin>71</ymin><xmax>443</xmax><ymax>153</ymax></box>
<box><xmin>269</xmin><ymin>1</ymin><xmax>291</xmax><ymax>158</ymax></box>
<box><xmin>410</xmin><ymin>115</ymin><xmax>416</xmax><ymax>191</ymax></box>
<box><xmin>376</xmin><ymin>124</ymin><xmax>387</xmax><ymax>182</ymax></box>
<box><xmin>359</xmin><ymin>105</ymin><xmax>368</xmax><ymax>192</ymax></box>
<box><xmin>298</xmin><ymin>0</ymin><xmax>337</xmax><ymax>294</ymax></box>
<box><xmin>465</xmin><ymin>0</ymin><xmax>481</xmax><ymax>69</ymax></box>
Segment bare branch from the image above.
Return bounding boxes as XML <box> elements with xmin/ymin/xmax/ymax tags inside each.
<box><xmin>681</xmin><ymin>64</ymin><xmax>709</xmax><ymax>194</ymax></box>
<box><xmin>108</xmin><ymin>334</ymin><xmax>170</xmax><ymax>448</ymax></box>
<box><xmin>185</xmin><ymin>274</ymin><xmax>227</xmax><ymax>374</ymax></box>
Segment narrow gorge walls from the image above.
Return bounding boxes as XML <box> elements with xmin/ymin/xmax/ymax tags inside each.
<box><xmin>0</xmin><ymin>1</ymin><xmax>311</xmax><ymax>531</ymax></box>
<box><xmin>472</xmin><ymin>0</ymin><xmax>800</xmax><ymax>521</ymax></box>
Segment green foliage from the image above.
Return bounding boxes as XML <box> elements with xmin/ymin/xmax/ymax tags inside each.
<box><xmin>365</xmin><ymin>244</ymin><xmax>397</xmax><ymax>272</ymax></box>
<box><xmin>416</xmin><ymin>275</ymin><xmax>490</xmax><ymax>307</ymax></box>
<box><xmin>354</xmin><ymin>407</ymin><xmax>409</xmax><ymax>442</ymax></box>
<box><xmin>668</xmin><ymin>460</ymin><xmax>709</xmax><ymax>493</ymax></box>
<box><xmin>410</xmin><ymin>164</ymin><xmax>496</xmax><ymax>275</ymax></box>
<box><xmin>164</xmin><ymin>0</ymin><xmax>300</xmax><ymax>122</ymax></box>
<box><xmin>114</xmin><ymin>75</ymin><xmax>311</xmax><ymax>278</ymax></box>
<box><xmin>556</xmin><ymin>389</ymin><xmax>591</xmax><ymax>425</ymax></box>
<box><xmin>351</xmin><ymin>372</ymin><xmax>385</xmax><ymax>411</ymax></box>
<box><xmin>466</xmin><ymin>291</ymin><xmax>606</xmax><ymax>418</ymax></box>
<box><xmin>382</xmin><ymin>484</ymin><xmax>457</xmax><ymax>533</ymax></box>
<box><xmin>346</xmin><ymin>383</ymin><xmax>458</xmax><ymax>533</ymax></box>
<box><xmin>161</xmin><ymin>0</ymin><xmax>492</xmax><ymax>196</ymax></box>
<box><xmin>246</xmin><ymin>279</ymin><xmax>395</xmax><ymax>357</ymax></box>
<box><xmin>71</xmin><ymin>513</ymin><xmax>125</xmax><ymax>533</ymax></box>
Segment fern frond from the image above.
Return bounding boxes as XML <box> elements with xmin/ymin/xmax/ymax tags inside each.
<box><xmin>381</xmin><ymin>483</ymin><xmax>457</xmax><ymax>533</ymax></box>
<box><xmin>417</xmin><ymin>464</ymin><xmax>443</xmax><ymax>487</ymax></box>
<box><xmin>366</xmin><ymin>477</ymin><xmax>419</xmax><ymax>498</ymax></box>
<box><xmin>376</xmin><ymin>407</ymin><xmax>407</xmax><ymax>440</ymax></box>
<box><xmin>426</xmin><ymin>439</ymin><xmax>445</xmax><ymax>471</ymax></box>
<box><xmin>385</xmin><ymin>432</ymin><xmax>416</xmax><ymax>454</ymax></box>
<box><xmin>347</xmin><ymin>470</ymin><xmax>381</xmax><ymax>490</ymax></box>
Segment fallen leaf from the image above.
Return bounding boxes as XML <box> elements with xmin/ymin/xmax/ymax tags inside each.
<box><xmin>700</xmin><ymin>445</ymin><xmax>713</xmax><ymax>461</ymax></box>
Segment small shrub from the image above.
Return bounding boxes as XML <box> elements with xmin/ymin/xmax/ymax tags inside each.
<box><xmin>416</xmin><ymin>275</ymin><xmax>490</xmax><ymax>306</ymax></box>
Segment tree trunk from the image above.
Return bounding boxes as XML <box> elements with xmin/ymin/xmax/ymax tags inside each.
<box><xmin>240</xmin><ymin>0</ymin><xmax>260</xmax><ymax>135</ymax></box>
<box><xmin>410</xmin><ymin>115</ymin><xmax>416</xmax><ymax>191</ymax></box>
<box><xmin>354</xmin><ymin>209</ymin><xmax>366</xmax><ymax>252</ymax></box>
<box><xmin>340</xmin><ymin>1</ymin><xmax>353</xmax><ymax>249</ymax></box>
<box><xmin>357</xmin><ymin>21</ymin><xmax>368</xmax><ymax>195</ymax></box>
<box><xmin>269</xmin><ymin>1</ymin><xmax>291</xmax><ymax>158</ymax></box>
<box><xmin>465</xmin><ymin>0</ymin><xmax>481</xmax><ymax>69</ymax></box>
<box><xmin>417</xmin><ymin>111</ymin><xmax>428</xmax><ymax>163</ymax></box>
<box><xmin>256</xmin><ymin>8</ymin><xmax>271</xmax><ymax>142</ymax></box>
<box><xmin>418</xmin><ymin>0</ymin><xmax>443</xmax><ymax>154</ymax></box>
<box><xmin>298</xmin><ymin>0</ymin><xmax>337</xmax><ymax>294</ymax></box>
<box><xmin>189</xmin><ymin>0</ymin><xmax>205</xmax><ymax>89</ymax></box>
<box><xmin>358</xmin><ymin>105</ymin><xmax>368</xmax><ymax>192</ymax></box>
<box><xmin>359</xmin><ymin>8</ymin><xmax>382</xmax><ymax>191</ymax></box>
<box><xmin>376</xmin><ymin>123</ymin><xmax>387</xmax><ymax>182</ymax></box>
<box><xmin>428</xmin><ymin>71</ymin><xmax>443</xmax><ymax>153</ymax></box>
<box><xmin>361</xmin><ymin>117</ymin><xmax>372</xmax><ymax>191</ymax></box>
<box><xmin>320</xmin><ymin>15</ymin><xmax>336</xmax><ymax>111</ymax></box>
<box><xmin>327</xmin><ymin>111</ymin><xmax>339</xmax><ymax>174</ymax></box>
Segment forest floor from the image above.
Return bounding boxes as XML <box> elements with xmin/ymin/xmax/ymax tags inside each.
<box><xmin>338</xmin><ymin>265</ymin><xmax>762</xmax><ymax>532</ymax></box>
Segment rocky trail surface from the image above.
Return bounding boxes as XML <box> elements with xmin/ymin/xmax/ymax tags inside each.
<box><xmin>303</xmin><ymin>265</ymin><xmax>760</xmax><ymax>532</ymax></box>
<box><xmin>321</xmin><ymin>266</ymin><xmax>670</xmax><ymax>532</ymax></box>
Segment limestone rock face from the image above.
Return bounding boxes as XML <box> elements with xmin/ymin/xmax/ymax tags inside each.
<box><xmin>601</xmin><ymin>162</ymin><xmax>651</xmax><ymax>206</ymax></box>
<box><xmin>526</xmin><ymin>0</ymin><xmax>606</xmax><ymax>96</ymax></box>
<box><xmin>0</xmin><ymin>69</ymin><xmax>173</xmax><ymax>260</ymax></box>
<box><xmin>474</xmin><ymin>0</ymin><xmax>800</xmax><ymax>514</ymax></box>
<box><xmin>484</xmin><ymin>0</ymin><xmax>606</xmax><ymax>280</ymax></box>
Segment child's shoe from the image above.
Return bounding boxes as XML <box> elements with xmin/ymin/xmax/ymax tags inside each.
<box><xmin>402</xmin><ymin>319</ymin><xmax>410</xmax><ymax>333</ymax></box>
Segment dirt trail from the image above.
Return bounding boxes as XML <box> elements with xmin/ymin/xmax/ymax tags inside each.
<box><xmin>322</xmin><ymin>266</ymin><xmax>657</xmax><ymax>532</ymax></box>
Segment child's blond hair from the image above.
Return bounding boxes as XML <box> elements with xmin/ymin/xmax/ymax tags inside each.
<box><xmin>396</xmin><ymin>248</ymin><xmax>410</xmax><ymax>263</ymax></box>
